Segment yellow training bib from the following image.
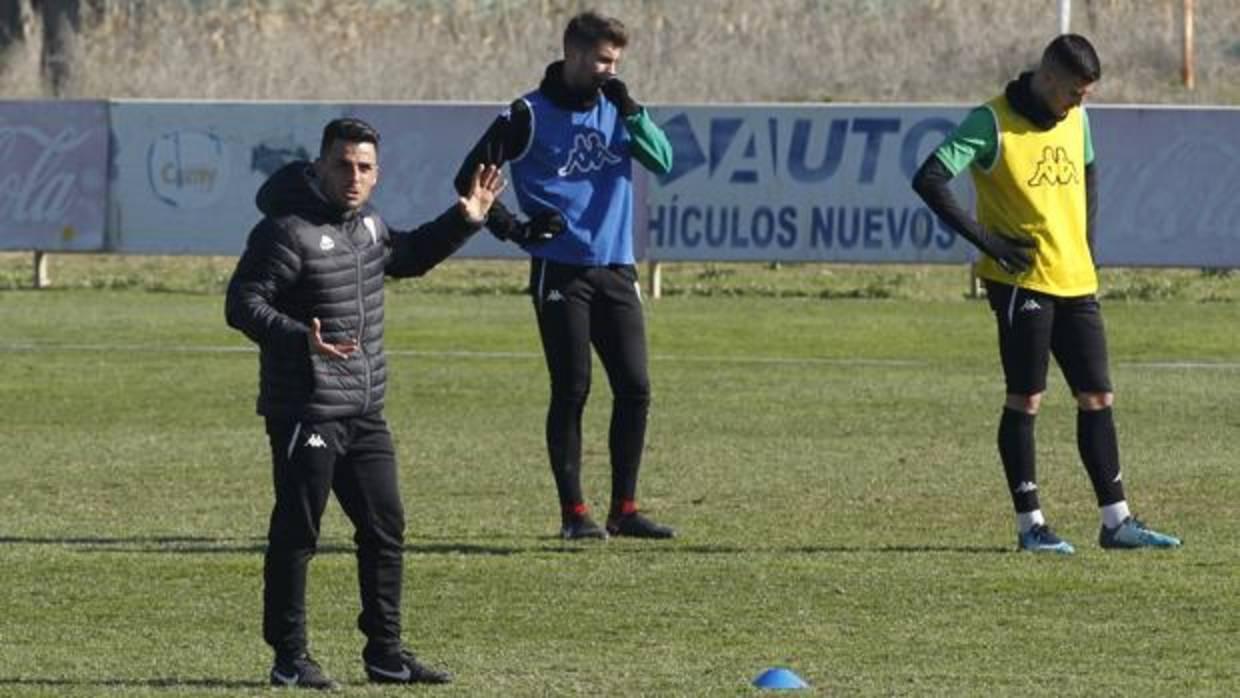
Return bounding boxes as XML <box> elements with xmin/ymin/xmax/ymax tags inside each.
<box><xmin>971</xmin><ymin>96</ymin><xmax>1096</xmax><ymax>296</ymax></box>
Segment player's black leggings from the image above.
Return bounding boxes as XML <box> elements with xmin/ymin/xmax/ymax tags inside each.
<box><xmin>262</xmin><ymin>414</ymin><xmax>405</xmax><ymax>660</ymax></box>
<box><xmin>529</xmin><ymin>257</ymin><xmax>651</xmax><ymax>517</ymax></box>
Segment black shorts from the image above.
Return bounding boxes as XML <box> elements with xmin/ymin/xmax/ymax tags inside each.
<box><xmin>984</xmin><ymin>281</ymin><xmax>1112</xmax><ymax>396</ymax></box>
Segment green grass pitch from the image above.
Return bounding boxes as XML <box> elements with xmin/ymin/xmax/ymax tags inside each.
<box><xmin>1</xmin><ymin>280</ymin><xmax>1237</xmax><ymax>695</ymax></box>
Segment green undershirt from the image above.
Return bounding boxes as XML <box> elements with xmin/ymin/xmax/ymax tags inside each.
<box><xmin>624</xmin><ymin>108</ymin><xmax>674</xmax><ymax>176</ymax></box>
<box><xmin>934</xmin><ymin>105</ymin><xmax>1094</xmax><ymax>176</ymax></box>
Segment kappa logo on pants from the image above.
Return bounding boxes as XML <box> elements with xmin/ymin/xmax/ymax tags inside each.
<box><xmin>545</xmin><ymin>289</ymin><xmax>565</xmax><ymax>303</ymax></box>
<box><xmin>305</xmin><ymin>433</ymin><xmax>327</xmax><ymax>449</ymax></box>
<box><xmin>1019</xmin><ymin>298</ymin><xmax>1042</xmax><ymax>313</ymax></box>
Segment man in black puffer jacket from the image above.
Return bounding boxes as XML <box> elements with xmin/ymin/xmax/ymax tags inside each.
<box><xmin>226</xmin><ymin>117</ymin><xmax>506</xmax><ymax>689</ymax></box>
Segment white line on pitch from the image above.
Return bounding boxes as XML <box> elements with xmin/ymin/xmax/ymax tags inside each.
<box><xmin>3</xmin><ymin>342</ymin><xmax>1239</xmax><ymax>370</ymax></box>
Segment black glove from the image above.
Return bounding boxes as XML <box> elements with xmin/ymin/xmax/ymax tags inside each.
<box><xmin>495</xmin><ymin>209</ymin><xmax>565</xmax><ymax>244</ymax></box>
<box><xmin>601</xmin><ymin>78</ymin><xmax>640</xmax><ymax>117</ymax></box>
<box><xmin>975</xmin><ymin>228</ymin><xmax>1036</xmax><ymax>274</ymax></box>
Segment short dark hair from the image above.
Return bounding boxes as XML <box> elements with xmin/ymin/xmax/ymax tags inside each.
<box><xmin>320</xmin><ymin>117</ymin><xmax>380</xmax><ymax>157</ymax></box>
<box><xmin>1043</xmin><ymin>34</ymin><xmax>1101</xmax><ymax>82</ymax></box>
<box><xmin>563</xmin><ymin>11</ymin><xmax>628</xmax><ymax>52</ymax></box>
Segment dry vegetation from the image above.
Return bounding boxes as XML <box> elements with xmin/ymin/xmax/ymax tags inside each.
<box><xmin>1</xmin><ymin>0</ymin><xmax>1238</xmax><ymax>105</ymax></box>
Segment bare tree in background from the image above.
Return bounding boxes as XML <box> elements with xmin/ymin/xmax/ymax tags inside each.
<box><xmin>0</xmin><ymin>0</ymin><xmax>35</xmax><ymax>52</ymax></box>
<box><xmin>0</xmin><ymin>0</ymin><xmax>96</xmax><ymax>95</ymax></box>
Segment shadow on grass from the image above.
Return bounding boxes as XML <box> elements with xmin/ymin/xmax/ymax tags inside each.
<box><xmin>602</xmin><ymin>543</ymin><xmax>1010</xmax><ymax>555</ymax></box>
<box><xmin>0</xmin><ymin>676</ymin><xmax>265</xmax><ymax>690</ymax></box>
<box><xmin>0</xmin><ymin>535</ymin><xmax>268</xmax><ymax>555</ymax></box>
<box><xmin>0</xmin><ymin>536</ymin><xmax>1010</xmax><ymax>556</ymax></box>
<box><xmin>0</xmin><ymin>535</ymin><xmax>236</xmax><ymax>545</ymax></box>
<box><xmin>0</xmin><ymin>535</ymin><xmax>583</xmax><ymax>557</ymax></box>
<box><xmin>789</xmin><ymin>544</ymin><xmax>1011</xmax><ymax>555</ymax></box>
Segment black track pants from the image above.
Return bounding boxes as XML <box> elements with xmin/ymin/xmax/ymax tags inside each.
<box><xmin>529</xmin><ymin>258</ymin><xmax>651</xmax><ymax>514</ymax></box>
<box><xmin>262</xmin><ymin>414</ymin><xmax>405</xmax><ymax>659</ymax></box>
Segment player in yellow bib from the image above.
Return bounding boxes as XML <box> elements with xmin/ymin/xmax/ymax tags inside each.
<box><xmin>913</xmin><ymin>34</ymin><xmax>1180</xmax><ymax>553</ymax></box>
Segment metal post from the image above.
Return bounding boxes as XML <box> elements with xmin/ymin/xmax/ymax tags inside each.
<box><xmin>33</xmin><ymin>250</ymin><xmax>50</xmax><ymax>288</ymax></box>
<box><xmin>967</xmin><ymin>263</ymin><xmax>982</xmax><ymax>299</ymax></box>
<box><xmin>1182</xmin><ymin>0</ymin><xmax>1195</xmax><ymax>89</ymax></box>
<box><xmin>646</xmin><ymin>259</ymin><xmax>662</xmax><ymax>300</ymax></box>
<box><xmin>1057</xmin><ymin>0</ymin><xmax>1071</xmax><ymax>34</ymax></box>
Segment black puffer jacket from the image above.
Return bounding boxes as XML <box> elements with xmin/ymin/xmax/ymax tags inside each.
<box><xmin>226</xmin><ymin>161</ymin><xmax>479</xmax><ymax>421</ymax></box>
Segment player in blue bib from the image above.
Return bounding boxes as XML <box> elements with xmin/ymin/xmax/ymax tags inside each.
<box><xmin>455</xmin><ymin>10</ymin><xmax>676</xmax><ymax>540</ymax></box>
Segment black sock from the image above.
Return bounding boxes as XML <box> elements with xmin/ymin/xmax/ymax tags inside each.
<box><xmin>547</xmin><ymin>396</ymin><xmax>586</xmax><ymax>513</ymax></box>
<box><xmin>1077</xmin><ymin>407</ymin><xmax>1126</xmax><ymax>506</ymax></box>
<box><xmin>998</xmin><ymin>407</ymin><xmax>1040</xmax><ymax>513</ymax></box>
<box><xmin>608</xmin><ymin>393</ymin><xmax>648</xmax><ymax>518</ymax></box>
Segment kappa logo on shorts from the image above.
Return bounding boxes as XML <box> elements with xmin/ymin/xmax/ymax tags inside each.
<box><xmin>305</xmin><ymin>433</ymin><xmax>327</xmax><ymax>449</ymax></box>
<box><xmin>1019</xmin><ymin>298</ymin><xmax>1042</xmax><ymax>313</ymax></box>
<box><xmin>545</xmin><ymin>289</ymin><xmax>565</xmax><ymax>303</ymax></box>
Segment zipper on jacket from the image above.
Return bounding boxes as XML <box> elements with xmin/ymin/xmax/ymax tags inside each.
<box><xmin>347</xmin><ymin>225</ymin><xmax>372</xmax><ymax>415</ymax></box>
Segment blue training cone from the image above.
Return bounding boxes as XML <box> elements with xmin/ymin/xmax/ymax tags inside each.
<box><xmin>752</xmin><ymin>667</ymin><xmax>809</xmax><ymax>690</ymax></box>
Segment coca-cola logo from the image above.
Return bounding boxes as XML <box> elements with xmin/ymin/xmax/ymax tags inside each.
<box><xmin>0</xmin><ymin>124</ymin><xmax>94</xmax><ymax>226</ymax></box>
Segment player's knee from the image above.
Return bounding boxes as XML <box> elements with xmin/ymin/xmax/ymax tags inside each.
<box><xmin>1005</xmin><ymin>392</ymin><xmax>1042</xmax><ymax>414</ymax></box>
<box><xmin>268</xmin><ymin>528</ymin><xmax>319</xmax><ymax>553</ymax></box>
<box><xmin>357</xmin><ymin>525</ymin><xmax>403</xmax><ymax>553</ymax></box>
<box><xmin>613</xmin><ymin>377</ymin><xmax>650</xmax><ymax>407</ymax></box>
<box><xmin>614</xmin><ymin>391</ymin><xmax>650</xmax><ymax>413</ymax></box>
<box><xmin>1076</xmin><ymin>391</ymin><xmax>1113</xmax><ymax>410</ymax></box>
<box><xmin>550</xmin><ymin>376</ymin><xmax>591</xmax><ymax>404</ymax></box>
<box><xmin>549</xmin><ymin>390</ymin><xmax>589</xmax><ymax>427</ymax></box>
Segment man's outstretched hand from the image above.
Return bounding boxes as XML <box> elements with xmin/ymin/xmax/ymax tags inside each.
<box><xmin>459</xmin><ymin>164</ymin><xmax>507</xmax><ymax>224</ymax></box>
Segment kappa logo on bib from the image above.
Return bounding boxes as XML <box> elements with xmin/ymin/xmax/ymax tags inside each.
<box><xmin>557</xmin><ymin>131</ymin><xmax>622</xmax><ymax>177</ymax></box>
<box><xmin>1027</xmin><ymin>146</ymin><xmax>1080</xmax><ymax>187</ymax></box>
